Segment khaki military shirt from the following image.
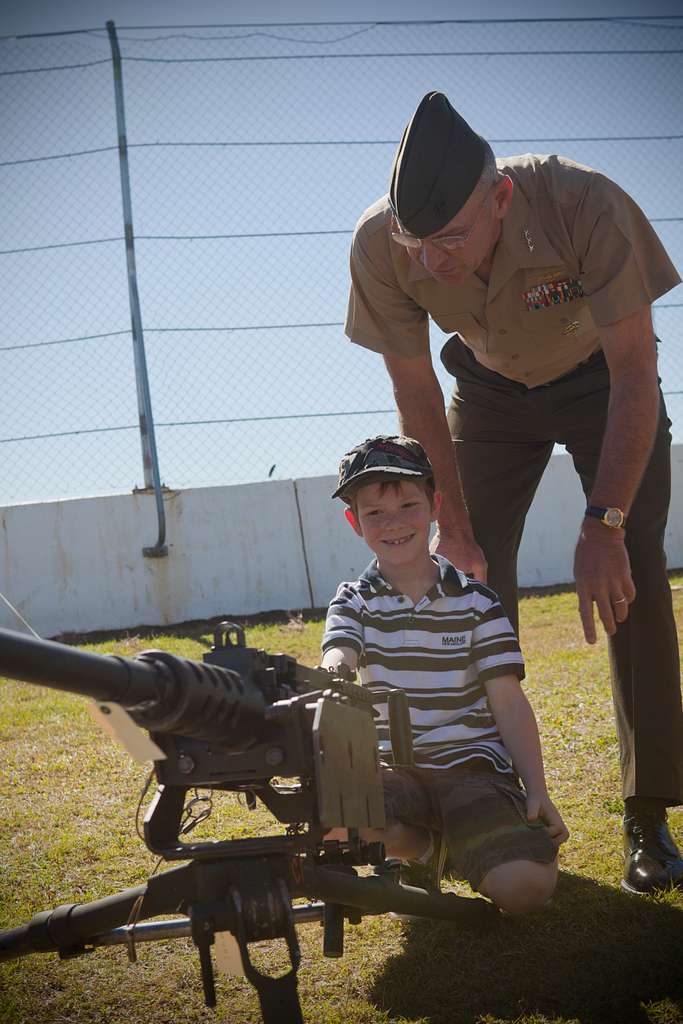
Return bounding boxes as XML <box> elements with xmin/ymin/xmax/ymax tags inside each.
<box><xmin>345</xmin><ymin>154</ymin><xmax>681</xmax><ymax>388</ymax></box>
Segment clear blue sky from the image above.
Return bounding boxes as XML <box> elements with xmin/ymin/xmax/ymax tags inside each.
<box><xmin>1</xmin><ymin>2</ymin><xmax>681</xmax><ymax>504</ymax></box>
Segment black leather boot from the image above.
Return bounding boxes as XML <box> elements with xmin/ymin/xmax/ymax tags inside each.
<box><xmin>622</xmin><ymin>810</ymin><xmax>683</xmax><ymax>894</ymax></box>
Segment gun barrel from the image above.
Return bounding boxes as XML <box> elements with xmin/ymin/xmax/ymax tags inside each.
<box><xmin>0</xmin><ymin>626</ymin><xmax>266</xmax><ymax>746</ymax></box>
<box><xmin>0</xmin><ymin>626</ymin><xmax>159</xmax><ymax>703</ymax></box>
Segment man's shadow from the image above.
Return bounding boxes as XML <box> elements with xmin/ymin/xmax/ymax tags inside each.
<box><xmin>369</xmin><ymin>872</ymin><xmax>683</xmax><ymax>1024</ymax></box>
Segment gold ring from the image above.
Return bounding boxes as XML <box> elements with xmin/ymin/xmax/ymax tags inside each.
<box><xmin>614</xmin><ymin>598</ymin><xmax>627</xmax><ymax>604</ymax></box>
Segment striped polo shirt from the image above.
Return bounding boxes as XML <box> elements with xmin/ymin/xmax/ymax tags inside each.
<box><xmin>322</xmin><ymin>555</ymin><xmax>524</xmax><ymax>774</ymax></box>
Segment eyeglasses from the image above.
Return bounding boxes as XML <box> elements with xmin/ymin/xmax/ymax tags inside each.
<box><xmin>389</xmin><ymin>184</ymin><xmax>494</xmax><ymax>252</ymax></box>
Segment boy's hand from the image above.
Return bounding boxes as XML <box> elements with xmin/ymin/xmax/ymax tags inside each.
<box><xmin>526</xmin><ymin>792</ymin><xmax>569</xmax><ymax>846</ymax></box>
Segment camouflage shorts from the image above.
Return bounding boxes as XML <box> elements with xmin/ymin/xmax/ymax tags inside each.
<box><xmin>382</xmin><ymin>764</ymin><xmax>557</xmax><ymax>890</ymax></box>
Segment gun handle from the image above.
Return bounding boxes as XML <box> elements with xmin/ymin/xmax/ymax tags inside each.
<box><xmin>388</xmin><ymin>690</ymin><xmax>414</xmax><ymax>768</ymax></box>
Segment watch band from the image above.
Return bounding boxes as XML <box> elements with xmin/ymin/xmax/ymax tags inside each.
<box><xmin>585</xmin><ymin>505</ymin><xmax>625</xmax><ymax>529</ymax></box>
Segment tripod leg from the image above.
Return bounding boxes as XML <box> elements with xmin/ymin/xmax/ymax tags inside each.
<box><xmin>229</xmin><ymin>882</ymin><xmax>304</xmax><ymax>1024</ymax></box>
<box><xmin>0</xmin><ymin>863</ymin><xmax>192</xmax><ymax>961</ymax></box>
<box><xmin>252</xmin><ymin>972</ymin><xmax>304</xmax><ymax>1024</ymax></box>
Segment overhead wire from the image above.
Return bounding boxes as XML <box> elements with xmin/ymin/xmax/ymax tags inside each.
<box><xmin>3</xmin><ymin>134</ymin><xmax>683</xmax><ymax>169</ymax></box>
<box><xmin>2</xmin><ymin>15</ymin><xmax>682</xmax><ymax>42</ymax></box>
<box><xmin>2</xmin><ymin>217</ymin><xmax>682</xmax><ymax>257</ymax></box>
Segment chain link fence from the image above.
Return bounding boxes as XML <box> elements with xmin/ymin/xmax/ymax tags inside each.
<box><xmin>1</xmin><ymin>16</ymin><xmax>682</xmax><ymax>507</ymax></box>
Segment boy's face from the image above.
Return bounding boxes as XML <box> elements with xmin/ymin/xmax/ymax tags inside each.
<box><xmin>346</xmin><ymin>478</ymin><xmax>440</xmax><ymax>568</ymax></box>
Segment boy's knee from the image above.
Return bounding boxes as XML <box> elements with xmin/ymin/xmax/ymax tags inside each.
<box><xmin>478</xmin><ymin>858</ymin><xmax>557</xmax><ymax>914</ymax></box>
<box><xmin>382</xmin><ymin>822</ymin><xmax>431</xmax><ymax>862</ymax></box>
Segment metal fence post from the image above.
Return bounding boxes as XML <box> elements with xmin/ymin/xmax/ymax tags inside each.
<box><xmin>106</xmin><ymin>20</ymin><xmax>167</xmax><ymax>558</ymax></box>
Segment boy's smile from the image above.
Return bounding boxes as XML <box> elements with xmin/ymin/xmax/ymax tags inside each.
<box><xmin>348</xmin><ymin>479</ymin><xmax>441</xmax><ymax>588</ymax></box>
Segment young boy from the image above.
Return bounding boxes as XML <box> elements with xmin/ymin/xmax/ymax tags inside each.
<box><xmin>321</xmin><ymin>435</ymin><xmax>568</xmax><ymax>915</ymax></box>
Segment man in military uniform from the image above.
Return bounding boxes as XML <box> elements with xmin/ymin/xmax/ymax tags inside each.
<box><xmin>345</xmin><ymin>91</ymin><xmax>683</xmax><ymax>893</ymax></box>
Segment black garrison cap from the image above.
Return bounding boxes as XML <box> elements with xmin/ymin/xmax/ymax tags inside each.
<box><xmin>389</xmin><ymin>92</ymin><xmax>488</xmax><ymax>237</ymax></box>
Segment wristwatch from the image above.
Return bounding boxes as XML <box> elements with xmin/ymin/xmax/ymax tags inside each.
<box><xmin>585</xmin><ymin>505</ymin><xmax>626</xmax><ymax>529</ymax></box>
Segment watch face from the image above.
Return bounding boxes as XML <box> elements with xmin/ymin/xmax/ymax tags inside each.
<box><xmin>604</xmin><ymin>508</ymin><xmax>624</xmax><ymax>528</ymax></box>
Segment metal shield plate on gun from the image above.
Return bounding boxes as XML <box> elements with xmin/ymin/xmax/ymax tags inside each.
<box><xmin>312</xmin><ymin>698</ymin><xmax>385</xmax><ymax>830</ymax></box>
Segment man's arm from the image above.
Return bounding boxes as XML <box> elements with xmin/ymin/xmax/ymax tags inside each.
<box><xmin>383</xmin><ymin>350</ymin><xmax>487</xmax><ymax>579</ymax></box>
<box><xmin>485</xmin><ymin>675</ymin><xmax>569</xmax><ymax>844</ymax></box>
<box><xmin>573</xmin><ymin>305</ymin><xmax>660</xmax><ymax>643</ymax></box>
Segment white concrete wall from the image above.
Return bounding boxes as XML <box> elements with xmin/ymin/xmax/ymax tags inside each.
<box><xmin>1</xmin><ymin>447</ymin><xmax>682</xmax><ymax>637</ymax></box>
<box><xmin>0</xmin><ymin>482</ymin><xmax>311</xmax><ymax>636</ymax></box>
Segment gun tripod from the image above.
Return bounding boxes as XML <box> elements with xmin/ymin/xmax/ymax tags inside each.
<box><xmin>0</xmin><ymin>835</ymin><xmax>494</xmax><ymax>1024</ymax></box>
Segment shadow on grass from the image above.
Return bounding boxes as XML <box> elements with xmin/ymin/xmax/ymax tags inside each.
<box><xmin>369</xmin><ymin>871</ymin><xmax>683</xmax><ymax>1024</ymax></box>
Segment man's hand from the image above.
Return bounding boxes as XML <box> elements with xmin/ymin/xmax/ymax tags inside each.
<box><xmin>430</xmin><ymin>526</ymin><xmax>488</xmax><ymax>581</ymax></box>
<box><xmin>574</xmin><ymin>306</ymin><xmax>656</xmax><ymax>644</ymax></box>
<box><xmin>525</xmin><ymin>791</ymin><xmax>570</xmax><ymax>846</ymax></box>
<box><xmin>573</xmin><ymin>519</ymin><xmax>635</xmax><ymax>644</ymax></box>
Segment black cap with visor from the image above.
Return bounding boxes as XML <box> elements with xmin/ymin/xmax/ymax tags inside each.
<box><xmin>332</xmin><ymin>435</ymin><xmax>434</xmax><ymax>502</ymax></box>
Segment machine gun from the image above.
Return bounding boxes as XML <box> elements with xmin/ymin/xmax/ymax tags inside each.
<box><xmin>0</xmin><ymin>622</ymin><xmax>495</xmax><ymax>1024</ymax></box>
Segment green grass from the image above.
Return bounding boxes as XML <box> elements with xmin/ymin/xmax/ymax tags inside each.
<box><xmin>1</xmin><ymin>578</ymin><xmax>682</xmax><ymax>1024</ymax></box>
